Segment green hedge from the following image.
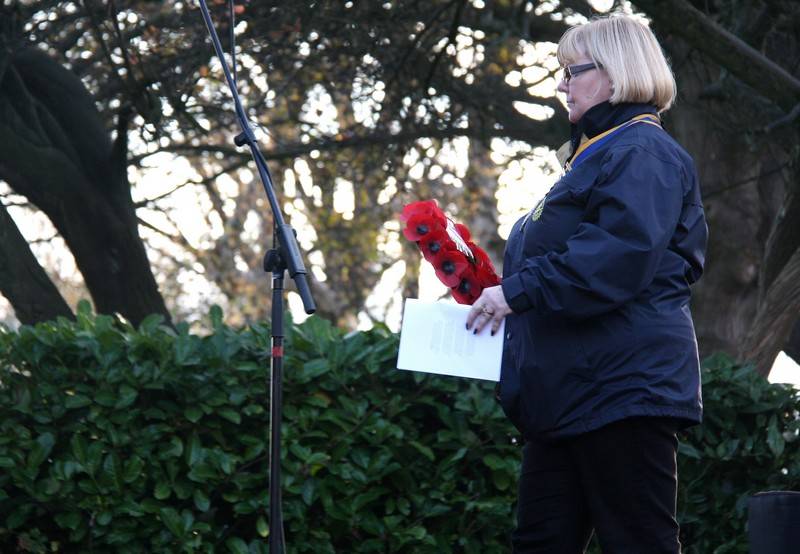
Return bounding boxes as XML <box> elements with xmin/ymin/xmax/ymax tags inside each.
<box><xmin>0</xmin><ymin>305</ymin><xmax>798</xmax><ymax>553</ymax></box>
<box><xmin>677</xmin><ymin>353</ymin><xmax>800</xmax><ymax>553</ymax></box>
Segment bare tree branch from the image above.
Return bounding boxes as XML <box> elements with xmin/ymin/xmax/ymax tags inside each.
<box><xmin>635</xmin><ymin>0</ymin><xmax>800</xmax><ymax>111</ymax></box>
<box><xmin>137</xmin><ymin>215</ymin><xmax>200</xmax><ymax>257</ymax></box>
<box><xmin>130</xmin><ymin>115</ymin><xmax>566</xmax><ymax>168</ymax></box>
<box><xmin>765</xmin><ymin>102</ymin><xmax>800</xmax><ymax>132</ymax></box>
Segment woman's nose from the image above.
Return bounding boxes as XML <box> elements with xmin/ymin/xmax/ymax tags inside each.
<box><xmin>557</xmin><ymin>78</ymin><xmax>568</xmax><ymax>93</ymax></box>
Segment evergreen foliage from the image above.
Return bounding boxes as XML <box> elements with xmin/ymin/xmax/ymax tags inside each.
<box><xmin>0</xmin><ymin>306</ymin><xmax>797</xmax><ymax>552</ymax></box>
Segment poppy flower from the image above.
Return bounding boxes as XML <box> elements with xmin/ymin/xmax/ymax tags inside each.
<box><xmin>433</xmin><ymin>249</ymin><xmax>469</xmax><ymax>287</ymax></box>
<box><xmin>402</xmin><ymin>213</ymin><xmax>444</xmax><ymax>241</ymax></box>
<box><xmin>451</xmin><ymin>267</ymin><xmax>480</xmax><ymax>304</ymax></box>
<box><xmin>399</xmin><ymin>200</ymin><xmax>500</xmax><ymax>305</ymax></box>
<box><xmin>400</xmin><ymin>200</ymin><xmax>446</xmax><ymax>225</ymax></box>
<box><xmin>418</xmin><ymin>227</ymin><xmax>449</xmax><ymax>261</ymax></box>
<box><xmin>475</xmin><ymin>263</ymin><xmax>500</xmax><ymax>288</ymax></box>
<box><xmin>470</xmin><ymin>245</ymin><xmax>501</xmax><ymax>286</ymax></box>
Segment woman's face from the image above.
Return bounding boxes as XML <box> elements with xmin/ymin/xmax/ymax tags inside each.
<box><xmin>557</xmin><ymin>56</ymin><xmax>613</xmax><ymax>123</ymax></box>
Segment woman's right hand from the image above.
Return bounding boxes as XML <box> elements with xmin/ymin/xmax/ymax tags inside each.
<box><xmin>466</xmin><ymin>285</ymin><xmax>512</xmax><ymax>336</ymax></box>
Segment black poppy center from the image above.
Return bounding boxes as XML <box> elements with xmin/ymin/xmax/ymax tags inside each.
<box><xmin>442</xmin><ymin>261</ymin><xmax>455</xmax><ymax>274</ymax></box>
<box><xmin>458</xmin><ymin>279</ymin><xmax>471</xmax><ymax>293</ymax></box>
<box><xmin>429</xmin><ymin>241</ymin><xmax>441</xmax><ymax>254</ymax></box>
<box><xmin>415</xmin><ymin>224</ymin><xmax>429</xmax><ymax>235</ymax></box>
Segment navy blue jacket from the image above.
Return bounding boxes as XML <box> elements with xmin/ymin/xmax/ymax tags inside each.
<box><xmin>499</xmin><ymin>102</ymin><xmax>707</xmax><ymax>439</ymax></box>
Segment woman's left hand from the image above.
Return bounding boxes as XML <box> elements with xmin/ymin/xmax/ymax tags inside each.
<box><xmin>466</xmin><ymin>285</ymin><xmax>513</xmax><ymax>336</ymax></box>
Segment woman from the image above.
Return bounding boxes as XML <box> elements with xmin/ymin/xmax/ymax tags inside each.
<box><xmin>466</xmin><ymin>15</ymin><xmax>707</xmax><ymax>553</ymax></box>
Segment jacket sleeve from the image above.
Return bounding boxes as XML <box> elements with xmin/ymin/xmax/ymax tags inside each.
<box><xmin>501</xmin><ymin>145</ymin><xmax>685</xmax><ymax>319</ymax></box>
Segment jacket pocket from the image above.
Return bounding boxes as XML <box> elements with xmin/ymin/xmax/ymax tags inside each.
<box><xmin>574</xmin><ymin>310</ymin><xmax>635</xmax><ymax>382</ymax></box>
<box><xmin>498</xmin><ymin>343</ymin><xmax>524</xmax><ymax>434</ymax></box>
<box><xmin>534</xmin><ymin>319</ymin><xmax>592</xmax><ymax>381</ymax></box>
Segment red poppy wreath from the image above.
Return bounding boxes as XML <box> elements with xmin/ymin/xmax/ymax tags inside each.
<box><xmin>400</xmin><ymin>200</ymin><xmax>500</xmax><ymax>305</ymax></box>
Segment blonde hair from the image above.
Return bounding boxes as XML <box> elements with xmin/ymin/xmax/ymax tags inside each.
<box><xmin>557</xmin><ymin>16</ymin><xmax>677</xmax><ymax>112</ymax></box>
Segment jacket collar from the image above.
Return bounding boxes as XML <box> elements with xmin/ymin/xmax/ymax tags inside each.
<box><xmin>570</xmin><ymin>101</ymin><xmax>659</xmax><ymax>153</ymax></box>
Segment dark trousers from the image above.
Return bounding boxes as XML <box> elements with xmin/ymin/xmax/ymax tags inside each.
<box><xmin>512</xmin><ymin>417</ymin><xmax>681</xmax><ymax>554</ymax></box>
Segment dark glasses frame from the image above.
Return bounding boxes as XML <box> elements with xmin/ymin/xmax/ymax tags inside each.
<box><xmin>563</xmin><ymin>62</ymin><xmax>602</xmax><ymax>83</ymax></box>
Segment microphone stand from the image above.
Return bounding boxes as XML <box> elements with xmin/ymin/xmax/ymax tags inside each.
<box><xmin>196</xmin><ymin>2</ymin><xmax>317</xmax><ymax>552</ymax></box>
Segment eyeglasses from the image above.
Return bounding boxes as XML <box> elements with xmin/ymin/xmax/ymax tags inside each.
<box><xmin>562</xmin><ymin>62</ymin><xmax>602</xmax><ymax>83</ymax></box>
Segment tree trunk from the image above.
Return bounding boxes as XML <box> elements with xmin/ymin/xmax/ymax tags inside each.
<box><xmin>663</xmin><ymin>40</ymin><xmax>763</xmax><ymax>359</ymax></box>
<box><xmin>740</xmin><ymin>183</ymin><xmax>800</xmax><ymax>374</ymax></box>
<box><xmin>740</xmin><ymin>249</ymin><xmax>800</xmax><ymax>373</ymax></box>
<box><xmin>0</xmin><ymin>202</ymin><xmax>74</xmax><ymax>324</ymax></box>
<box><xmin>651</xmin><ymin>13</ymin><xmax>800</xmax><ymax>374</ymax></box>
<box><xmin>785</xmin><ymin>321</ymin><xmax>800</xmax><ymax>364</ymax></box>
<box><xmin>0</xmin><ymin>47</ymin><xmax>170</xmax><ymax>327</ymax></box>
<box><xmin>461</xmin><ymin>140</ymin><xmax>504</xmax><ymax>271</ymax></box>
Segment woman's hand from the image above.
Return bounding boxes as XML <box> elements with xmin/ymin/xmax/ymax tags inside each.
<box><xmin>466</xmin><ymin>285</ymin><xmax>512</xmax><ymax>336</ymax></box>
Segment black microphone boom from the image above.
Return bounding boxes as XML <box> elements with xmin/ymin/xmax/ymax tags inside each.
<box><xmin>197</xmin><ymin>4</ymin><xmax>315</xmax><ymax>313</ymax></box>
<box><xmin>196</xmin><ymin>1</ymin><xmax>317</xmax><ymax>553</ymax></box>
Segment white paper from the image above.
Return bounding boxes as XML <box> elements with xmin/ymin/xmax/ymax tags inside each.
<box><xmin>397</xmin><ymin>298</ymin><xmax>505</xmax><ymax>381</ymax></box>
